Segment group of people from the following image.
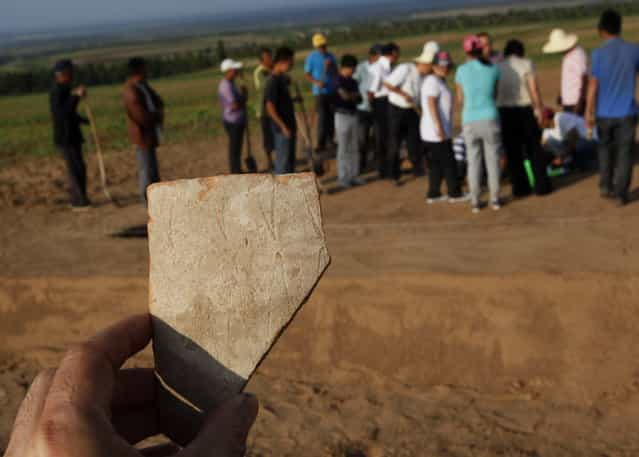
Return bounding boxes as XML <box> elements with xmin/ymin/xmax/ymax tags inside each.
<box><xmin>50</xmin><ymin>9</ymin><xmax>638</xmax><ymax>212</ymax></box>
<box><xmin>50</xmin><ymin>57</ymin><xmax>164</xmax><ymax>209</ymax></box>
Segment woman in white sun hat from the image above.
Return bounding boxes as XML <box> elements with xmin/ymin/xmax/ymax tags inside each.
<box><xmin>218</xmin><ymin>58</ymin><xmax>247</xmax><ymax>174</ymax></box>
<box><xmin>543</xmin><ymin>29</ymin><xmax>589</xmax><ymax>115</ymax></box>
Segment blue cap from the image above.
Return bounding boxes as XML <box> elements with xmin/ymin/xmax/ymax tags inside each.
<box><xmin>53</xmin><ymin>59</ymin><xmax>73</xmax><ymax>73</ymax></box>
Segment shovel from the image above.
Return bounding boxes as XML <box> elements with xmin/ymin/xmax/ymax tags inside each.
<box><xmin>84</xmin><ymin>101</ymin><xmax>116</xmax><ymax>204</ymax></box>
<box><xmin>244</xmin><ymin>118</ymin><xmax>258</xmax><ymax>174</ymax></box>
<box><xmin>293</xmin><ymin>82</ymin><xmax>325</xmax><ymax>177</ymax></box>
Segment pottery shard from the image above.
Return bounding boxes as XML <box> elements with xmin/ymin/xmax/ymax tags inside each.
<box><xmin>147</xmin><ymin>173</ymin><xmax>330</xmax><ymax>444</ymax></box>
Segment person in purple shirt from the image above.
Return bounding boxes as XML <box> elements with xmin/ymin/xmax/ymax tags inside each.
<box><xmin>218</xmin><ymin>58</ymin><xmax>247</xmax><ymax>174</ymax></box>
<box><xmin>586</xmin><ymin>9</ymin><xmax>639</xmax><ymax>206</ymax></box>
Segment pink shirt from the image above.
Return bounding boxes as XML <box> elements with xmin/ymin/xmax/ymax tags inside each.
<box><xmin>561</xmin><ymin>46</ymin><xmax>588</xmax><ymax>106</ymax></box>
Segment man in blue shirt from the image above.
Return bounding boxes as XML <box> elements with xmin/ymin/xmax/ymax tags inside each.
<box><xmin>305</xmin><ymin>33</ymin><xmax>338</xmax><ymax>154</ymax></box>
<box><xmin>586</xmin><ymin>9</ymin><xmax>639</xmax><ymax>206</ymax></box>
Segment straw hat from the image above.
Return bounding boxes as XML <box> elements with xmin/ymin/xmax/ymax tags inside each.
<box><xmin>415</xmin><ymin>41</ymin><xmax>440</xmax><ymax>64</ymax></box>
<box><xmin>312</xmin><ymin>33</ymin><xmax>328</xmax><ymax>48</ymax></box>
<box><xmin>543</xmin><ymin>29</ymin><xmax>578</xmax><ymax>54</ymax></box>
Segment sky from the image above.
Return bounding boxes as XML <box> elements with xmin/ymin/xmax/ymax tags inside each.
<box><xmin>3</xmin><ymin>0</ymin><xmax>375</xmax><ymax>32</ymax></box>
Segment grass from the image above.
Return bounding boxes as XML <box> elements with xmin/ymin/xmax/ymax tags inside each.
<box><xmin>1</xmin><ymin>14</ymin><xmax>638</xmax><ymax>164</ymax></box>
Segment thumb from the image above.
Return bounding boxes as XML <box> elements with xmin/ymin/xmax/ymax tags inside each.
<box><xmin>182</xmin><ymin>393</ymin><xmax>259</xmax><ymax>457</ymax></box>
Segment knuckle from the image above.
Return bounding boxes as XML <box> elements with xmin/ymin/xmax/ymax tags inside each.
<box><xmin>37</xmin><ymin>410</ymin><xmax>83</xmax><ymax>453</ymax></box>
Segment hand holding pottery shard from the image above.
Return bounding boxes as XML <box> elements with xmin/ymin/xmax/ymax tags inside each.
<box><xmin>147</xmin><ymin>173</ymin><xmax>330</xmax><ymax>444</ymax></box>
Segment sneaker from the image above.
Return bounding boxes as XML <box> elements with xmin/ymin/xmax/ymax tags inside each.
<box><xmin>491</xmin><ymin>200</ymin><xmax>501</xmax><ymax>211</ymax></box>
<box><xmin>426</xmin><ymin>195</ymin><xmax>449</xmax><ymax>204</ymax></box>
<box><xmin>472</xmin><ymin>205</ymin><xmax>481</xmax><ymax>214</ymax></box>
<box><xmin>618</xmin><ymin>195</ymin><xmax>629</xmax><ymax>207</ymax></box>
<box><xmin>337</xmin><ymin>180</ymin><xmax>352</xmax><ymax>190</ymax></box>
<box><xmin>448</xmin><ymin>194</ymin><xmax>470</xmax><ymax>204</ymax></box>
<box><xmin>70</xmin><ymin>204</ymin><xmax>91</xmax><ymax>212</ymax></box>
<box><xmin>351</xmin><ymin>177</ymin><xmax>366</xmax><ymax>186</ymax></box>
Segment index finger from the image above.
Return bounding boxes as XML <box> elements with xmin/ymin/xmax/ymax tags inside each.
<box><xmin>43</xmin><ymin>314</ymin><xmax>152</xmax><ymax>415</ymax></box>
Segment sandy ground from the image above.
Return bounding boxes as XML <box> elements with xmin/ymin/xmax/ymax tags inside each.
<box><xmin>3</xmin><ymin>68</ymin><xmax>639</xmax><ymax>454</ymax></box>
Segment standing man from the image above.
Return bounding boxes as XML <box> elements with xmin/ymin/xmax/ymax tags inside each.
<box><xmin>254</xmin><ymin>48</ymin><xmax>275</xmax><ymax>171</ymax></box>
<box><xmin>305</xmin><ymin>33</ymin><xmax>338</xmax><ymax>154</ymax></box>
<box><xmin>543</xmin><ymin>29</ymin><xmax>588</xmax><ymax>114</ymax></box>
<box><xmin>586</xmin><ymin>9</ymin><xmax>639</xmax><ymax>206</ymax></box>
<box><xmin>367</xmin><ymin>42</ymin><xmax>400</xmax><ymax>179</ymax></box>
<box><xmin>49</xmin><ymin>59</ymin><xmax>90</xmax><ymax>210</ymax></box>
<box><xmin>123</xmin><ymin>57</ymin><xmax>164</xmax><ymax>206</ymax></box>
<box><xmin>384</xmin><ymin>41</ymin><xmax>439</xmax><ymax>182</ymax></box>
<box><xmin>265</xmin><ymin>47</ymin><xmax>298</xmax><ymax>175</ymax></box>
<box><xmin>219</xmin><ymin>58</ymin><xmax>247</xmax><ymax>174</ymax></box>
<box><xmin>478</xmin><ymin>32</ymin><xmax>502</xmax><ymax>64</ymax></box>
<box><xmin>354</xmin><ymin>44</ymin><xmax>381</xmax><ymax>173</ymax></box>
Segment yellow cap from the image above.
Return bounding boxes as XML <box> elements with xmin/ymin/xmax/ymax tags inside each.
<box><xmin>312</xmin><ymin>33</ymin><xmax>327</xmax><ymax>48</ymax></box>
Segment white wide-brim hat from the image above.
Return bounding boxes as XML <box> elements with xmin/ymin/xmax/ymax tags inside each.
<box><xmin>543</xmin><ymin>28</ymin><xmax>578</xmax><ymax>54</ymax></box>
<box><xmin>415</xmin><ymin>40</ymin><xmax>440</xmax><ymax>64</ymax></box>
<box><xmin>221</xmin><ymin>58</ymin><xmax>243</xmax><ymax>73</ymax></box>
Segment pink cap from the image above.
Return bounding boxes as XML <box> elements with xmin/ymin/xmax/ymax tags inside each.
<box><xmin>463</xmin><ymin>35</ymin><xmax>483</xmax><ymax>54</ymax></box>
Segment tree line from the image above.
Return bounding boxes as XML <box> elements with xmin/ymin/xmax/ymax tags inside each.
<box><xmin>1</xmin><ymin>0</ymin><xmax>638</xmax><ymax>96</ymax></box>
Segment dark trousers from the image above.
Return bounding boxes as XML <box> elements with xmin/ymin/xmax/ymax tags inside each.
<box><xmin>224</xmin><ymin>121</ymin><xmax>246</xmax><ymax>174</ymax></box>
<box><xmin>372</xmin><ymin>97</ymin><xmax>390</xmax><ymax>177</ymax></box>
<box><xmin>136</xmin><ymin>147</ymin><xmax>160</xmax><ymax>206</ymax></box>
<box><xmin>597</xmin><ymin>115</ymin><xmax>637</xmax><ymax>199</ymax></box>
<box><xmin>273</xmin><ymin>127</ymin><xmax>297</xmax><ymax>175</ymax></box>
<box><xmin>260</xmin><ymin>116</ymin><xmax>275</xmax><ymax>168</ymax></box>
<box><xmin>388</xmin><ymin>104</ymin><xmax>422</xmax><ymax>180</ymax></box>
<box><xmin>357</xmin><ymin>109</ymin><xmax>375</xmax><ymax>172</ymax></box>
<box><xmin>58</xmin><ymin>144</ymin><xmax>89</xmax><ymax>207</ymax></box>
<box><xmin>424</xmin><ymin>140</ymin><xmax>461</xmax><ymax>198</ymax></box>
<box><xmin>499</xmin><ymin>106</ymin><xmax>552</xmax><ymax>197</ymax></box>
<box><xmin>315</xmin><ymin>93</ymin><xmax>336</xmax><ymax>151</ymax></box>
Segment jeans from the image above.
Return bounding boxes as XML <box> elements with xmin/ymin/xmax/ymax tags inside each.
<box><xmin>463</xmin><ymin>119</ymin><xmax>502</xmax><ymax>206</ymax></box>
<box><xmin>335</xmin><ymin>111</ymin><xmax>360</xmax><ymax>185</ymax></box>
<box><xmin>136</xmin><ymin>147</ymin><xmax>160</xmax><ymax>206</ymax></box>
<box><xmin>273</xmin><ymin>127</ymin><xmax>297</xmax><ymax>175</ymax></box>
<box><xmin>357</xmin><ymin>109</ymin><xmax>375</xmax><ymax>172</ymax></box>
<box><xmin>596</xmin><ymin>115</ymin><xmax>637</xmax><ymax>199</ymax></box>
<box><xmin>499</xmin><ymin>106</ymin><xmax>552</xmax><ymax>196</ymax></box>
<box><xmin>372</xmin><ymin>97</ymin><xmax>390</xmax><ymax>177</ymax></box>
<box><xmin>315</xmin><ymin>93</ymin><xmax>336</xmax><ymax>151</ymax></box>
<box><xmin>424</xmin><ymin>140</ymin><xmax>461</xmax><ymax>198</ymax></box>
<box><xmin>388</xmin><ymin>104</ymin><xmax>422</xmax><ymax>180</ymax></box>
<box><xmin>58</xmin><ymin>144</ymin><xmax>89</xmax><ymax>207</ymax></box>
<box><xmin>224</xmin><ymin>121</ymin><xmax>246</xmax><ymax>174</ymax></box>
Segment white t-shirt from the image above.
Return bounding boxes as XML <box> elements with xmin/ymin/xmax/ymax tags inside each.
<box><xmin>367</xmin><ymin>56</ymin><xmax>392</xmax><ymax>99</ymax></box>
<box><xmin>496</xmin><ymin>56</ymin><xmax>535</xmax><ymax>107</ymax></box>
<box><xmin>386</xmin><ymin>63</ymin><xmax>423</xmax><ymax>109</ymax></box>
<box><xmin>420</xmin><ymin>74</ymin><xmax>453</xmax><ymax>142</ymax></box>
<box><xmin>542</xmin><ymin>111</ymin><xmax>597</xmax><ymax>143</ymax></box>
<box><xmin>354</xmin><ymin>60</ymin><xmax>373</xmax><ymax>112</ymax></box>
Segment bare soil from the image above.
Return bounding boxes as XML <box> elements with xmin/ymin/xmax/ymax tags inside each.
<box><xmin>2</xmin><ymin>68</ymin><xmax>639</xmax><ymax>456</ymax></box>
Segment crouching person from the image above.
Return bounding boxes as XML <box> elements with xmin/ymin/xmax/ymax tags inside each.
<box><xmin>335</xmin><ymin>55</ymin><xmax>365</xmax><ymax>189</ymax></box>
<box><xmin>421</xmin><ymin>51</ymin><xmax>467</xmax><ymax>204</ymax></box>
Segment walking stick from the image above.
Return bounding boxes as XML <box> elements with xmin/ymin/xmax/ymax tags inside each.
<box><xmin>84</xmin><ymin>101</ymin><xmax>115</xmax><ymax>203</ymax></box>
<box><xmin>244</xmin><ymin>119</ymin><xmax>258</xmax><ymax>173</ymax></box>
<box><xmin>293</xmin><ymin>81</ymin><xmax>326</xmax><ymax>177</ymax></box>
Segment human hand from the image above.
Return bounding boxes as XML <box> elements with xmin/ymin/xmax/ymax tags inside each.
<box><xmin>281</xmin><ymin>126</ymin><xmax>292</xmax><ymax>139</ymax></box>
<box><xmin>4</xmin><ymin>314</ymin><xmax>259</xmax><ymax>457</ymax></box>
<box><xmin>74</xmin><ymin>85</ymin><xmax>87</xmax><ymax>98</ymax></box>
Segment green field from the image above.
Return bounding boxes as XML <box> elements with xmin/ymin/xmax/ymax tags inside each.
<box><xmin>1</xmin><ymin>14</ymin><xmax>638</xmax><ymax>164</ymax></box>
